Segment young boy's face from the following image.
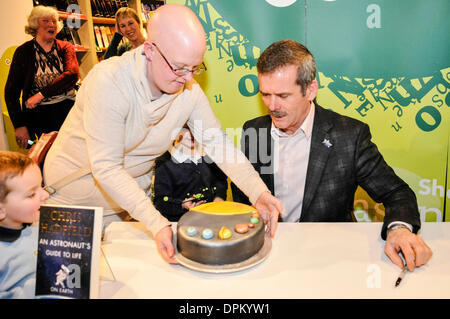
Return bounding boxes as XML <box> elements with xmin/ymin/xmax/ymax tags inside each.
<box><xmin>179</xmin><ymin>128</ymin><xmax>195</xmax><ymax>150</ymax></box>
<box><xmin>0</xmin><ymin>164</ymin><xmax>49</xmax><ymax>229</ymax></box>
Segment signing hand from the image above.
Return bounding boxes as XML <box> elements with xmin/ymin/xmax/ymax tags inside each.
<box><xmin>385</xmin><ymin>227</ymin><xmax>433</xmax><ymax>271</ymax></box>
<box><xmin>254</xmin><ymin>191</ymin><xmax>283</xmax><ymax>238</ymax></box>
<box><xmin>155</xmin><ymin>225</ymin><xmax>179</xmax><ymax>264</ymax></box>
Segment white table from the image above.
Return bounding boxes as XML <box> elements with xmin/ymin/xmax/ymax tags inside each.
<box><xmin>99</xmin><ymin>222</ymin><xmax>450</xmax><ymax>299</ymax></box>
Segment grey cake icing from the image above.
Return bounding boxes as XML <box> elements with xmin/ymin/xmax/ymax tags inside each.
<box><xmin>177</xmin><ymin>211</ymin><xmax>265</xmax><ymax>265</ymax></box>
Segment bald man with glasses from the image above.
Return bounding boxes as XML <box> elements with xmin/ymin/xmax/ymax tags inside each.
<box><xmin>150</xmin><ymin>42</ymin><xmax>207</xmax><ymax>76</ymax></box>
<box><xmin>43</xmin><ymin>4</ymin><xmax>283</xmax><ymax>263</ymax></box>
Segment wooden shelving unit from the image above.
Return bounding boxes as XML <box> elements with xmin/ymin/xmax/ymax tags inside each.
<box><xmin>58</xmin><ymin>10</ymin><xmax>88</xmax><ymax>21</ymax></box>
<box><xmin>56</xmin><ymin>0</ymin><xmax>164</xmax><ymax>79</ymax></box>
<box><xmin>92</xmin><ymin>16</ymin><xmax>115</xmax><ymax>24</ymax></box>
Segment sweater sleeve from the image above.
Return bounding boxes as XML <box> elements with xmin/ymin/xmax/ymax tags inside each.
<box><xmin>353</xmin><ymin>123</ymin><xmax>421</xmax><ymax>239</ymax></box>
<box><xmin>4</xmin><ymin>45</ymin><xmax>28</xmax><ymax>128</ymax></box>
<box><xmin>104</xmin><ymin>33</ymin><xmax>123</xmax><ymax>60</ymax></box>
<box><xmin>230</xmin><ymin>121</ymin><xmax>254</xmax><ymax>205</ymax></box>
<box><xmin>40</xmin><ymin>41</ymin><xmax>79</xmax><ymax>98</ymax></box>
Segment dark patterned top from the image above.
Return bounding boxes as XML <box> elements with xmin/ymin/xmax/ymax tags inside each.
<box><xmin>32</xmin><ymin>39</ymin><xmax>76</xmax><ymax>104</ymax></box>
<box><xmin>4</xmin><ymin>39</ymin><xmax>79</xmax><ymax>129</ymax></box>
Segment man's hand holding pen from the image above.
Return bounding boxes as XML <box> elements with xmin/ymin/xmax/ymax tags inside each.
<box><xmin>384</xmin><ymin>227</ymin><xmax>433</xmax><ymax>272</ymax></box>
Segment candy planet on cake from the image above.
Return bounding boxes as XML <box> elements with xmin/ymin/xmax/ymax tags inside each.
<box><xmin>176</xmin><ymin>201</ymin><xmax>266</xmax><ymax>266</ymax></box>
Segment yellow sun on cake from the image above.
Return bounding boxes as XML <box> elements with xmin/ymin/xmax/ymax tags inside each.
<box><xmin>190</xmin><ymin>201</ymin><xmax>257</xmax><ymax>215</ymax></box>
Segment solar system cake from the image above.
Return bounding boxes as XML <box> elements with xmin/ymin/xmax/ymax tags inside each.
<box><xmin>176</xmin><ymin>201</ymin><xmax>265</xmax><ymax>265</ymax></box>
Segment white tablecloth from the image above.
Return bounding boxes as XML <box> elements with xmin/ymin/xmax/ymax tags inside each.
<box><xmin>99</xmin><ymin>222</ymin><xmax>450</xmax><ymax>299</ymax></box>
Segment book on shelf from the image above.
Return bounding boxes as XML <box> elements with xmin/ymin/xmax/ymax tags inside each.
<box><xmin>141</xmin><ymin>0</ymin><xmax>165</xmax><ymax>22</ymax></box>
<box><xmin>33</xmin><ymin>0</ymin><xmax>80</xmax><ymax>11</ymax></box>
<box><xmin>90</xmin><ymin>0</ymin><xmax>101</xmax><ymax>17</ymax></box>
<box><xmin>56</xmin><ymin>25</ymin><xmax>71</xmax><ymax>42</ymax></box>
<box><xmin>92</xmin><ymin>0</ymin><xmax>110</xmax><ymax>18</ymax></box>
<box><xmin>56</xmin><ymin>26</ymin><xmax>86</xmax><ymax>51</ymax></box>
<box><xmin>34</xmin><ymin>204</ymin><xmax>103</xmax><ymax>299</ymax></box>
<box><xmin>94</xmin><ymin>25</ymin><xmax>105</xmax><ymax>49</ymax></box>
<box><xmin>104</xmin><ymin>25</ymin><xmax>114</xmax><ymax>43</ymax></box>
<box><xmin>99</xmin><ymin>26</ymin><xmax>110</xmax><ymax>48</ymax></box>
<box><xmin>104</xmin><ymin>0</ymin><xmax>115</xmax><ymax>17</ymax></box>
<box><xmin>92</xmin><ymin>0</ymin><xmax>128</xmax><ymax>18</ymax></box>
<box><xmin>69</xmin><ymin>28</ymin><xmax>82</xmax><ymax>46</ymax></box>
<box><xmin>141</xmin><ymin>3</ymin><xmax>151</xmax><ymax>22</ymax></box>
<box><xmin>101</xmin><ymin>0</ymin><xmax>112</xmax><ymax>18</ymax></box>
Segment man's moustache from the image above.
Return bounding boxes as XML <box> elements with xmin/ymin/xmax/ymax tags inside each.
<box><xmin>270</xmin><ymin>110</ymin><xmax>287</xmax><ymax>118</ymax></box>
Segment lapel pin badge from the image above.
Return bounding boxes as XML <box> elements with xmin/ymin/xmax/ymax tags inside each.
<box><xmin>322</xmin><ymin>138</ymin><xmax>332</xmax><ymax>148</ymax></box>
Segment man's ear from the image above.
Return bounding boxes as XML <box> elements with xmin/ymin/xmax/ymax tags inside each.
<box><xmin>306</xmin><ymin>79</ymin><xmax>319</xmax><ymax>101</ymax></box>
<box><xmin>143</xmin><ymin>41</ymin><xmax>154</xmax><ymax>60</ymax></box>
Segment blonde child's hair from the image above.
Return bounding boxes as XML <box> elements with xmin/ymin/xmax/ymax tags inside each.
<box><xmin>0</xmin><ymin>151</ymin><xmax>35</xmax><ymax>202</ymax></box>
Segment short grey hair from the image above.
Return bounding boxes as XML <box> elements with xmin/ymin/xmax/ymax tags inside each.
<box><xmin>25</xmin><ymin>5</ymin><xmax>63</xmax><ymax>38</ymax></box>
<box><xmin>257</xmin><ymin>39</ymin><xmax>316</xmax><ymax>96</ymax></box>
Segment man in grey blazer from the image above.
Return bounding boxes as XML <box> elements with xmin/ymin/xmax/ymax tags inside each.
<box><xmin>232</xmin><ymin>40</ymin><xmax>432</xmax><ymax>271</ymax></box>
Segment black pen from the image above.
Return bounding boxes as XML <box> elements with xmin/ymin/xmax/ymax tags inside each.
<box><xmin>395</xmin><ymin>265</ymin><xmax>407</xmax><ymax>287</ymax></box>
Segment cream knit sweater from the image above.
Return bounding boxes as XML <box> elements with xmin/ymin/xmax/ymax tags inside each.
<box><xmin>43</xmin><ymin>45</ymin><xmax>268</xmax><ymax>236</ymax></box>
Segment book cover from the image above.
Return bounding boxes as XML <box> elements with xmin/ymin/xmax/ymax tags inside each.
<box><xmin>56</xmin><ymin>26</ymin><xmax>71</xmax><ymax>43</ymax></box>
<box><xmin>100</xmin><ymin>26</ymin><xmax>110</xmax><ymax>47</ymax></box>
<box><xmin>94</xmin><ymin>25</ymin><xmax>104</xmax><ymax>48</ymax></box>
<box><xmin>91</xmin><ymin>0</ymin><xmax>101</xmax><ymax>17</ymax></box>
<box><xmin>99</xmin><ymin>0</ymin><xmax>114</xmax><ymax>17</ymax></box>
<box><xmin>141</xmin><ymin>3</ymin><xmax>151</xmax><ymax>22</ymax></box>
<box><xmin>35</xmin><ymin>204</ymin><xmax>103</xmax><ymax>299</ymax></box>
<box><xmin>69</xmin><ymin>28</ymin><xmax>82</xmax><ymax>46</ymax></box>
<box><xmin>97</xmin><ymin>0</ymin><xmax>107</xmax><ymax>17</ymax></box>
<box><xmin>113</xmin><ymin>0</ymin><xmax>123</xmax><ymax>10</ymax></box>
<box><xmin>104</xmin><ymin>26</ymin><xmax>113</xmax><ymax>43</ymax></box>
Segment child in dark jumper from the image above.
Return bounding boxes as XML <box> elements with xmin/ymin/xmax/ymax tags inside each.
<box><xmin>154</xmin><ymin>127</ymin><xmax>228</xmax><ymax>221</ymax></box>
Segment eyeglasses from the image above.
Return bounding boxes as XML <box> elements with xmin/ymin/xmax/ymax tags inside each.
<box><xmin>152</xmin><ymin>42</ymin><xmax>207</xmax><ymax>76</ymax></box>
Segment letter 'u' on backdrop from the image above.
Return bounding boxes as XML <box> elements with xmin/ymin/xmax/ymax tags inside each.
<box><xmin>168</xmin><ymin>0</ymin><xmax>449</xmax><ymax>221</ymax></box>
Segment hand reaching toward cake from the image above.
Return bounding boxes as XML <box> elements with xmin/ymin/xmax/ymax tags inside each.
<box><xmin>182</xmin><ymin>197</ymin><xmax>206</xmax><ymax>210</ymax></box>
<box><xmin>254</xmin><ymin>191</ymin><xmax>283</xmax><ymax>238</ymax></box>
<box><xmin>155</xmin><ymin>226</ymin><xmax>179</xmax><ymax>264</ymax></box>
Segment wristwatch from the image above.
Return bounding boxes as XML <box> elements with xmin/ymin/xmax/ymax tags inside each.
<box><xmin>387</xmin><ymin>224</ymin><xmax>411</xmax><ymax>233</ymax></box>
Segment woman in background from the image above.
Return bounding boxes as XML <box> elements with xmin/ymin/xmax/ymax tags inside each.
<box><xmin>5</xmin><ymin>5</ymin><xmax>79</xmax><ymax>149</ymax></box>
<box><xmin>104</xmin><ymin>7</ymin><xmax>146</xmax><ymax>59</ymax></box>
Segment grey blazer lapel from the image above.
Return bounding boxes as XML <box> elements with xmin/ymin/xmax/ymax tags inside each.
<box><xmin>301</xmin><ymin>105</ymin><xmax>334</xmax><ymax>219</ymax></box>
<box><xmin>259</xmin><ymin>116</ymin><xmax>274</xmax><ymax>193</ymax></box>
